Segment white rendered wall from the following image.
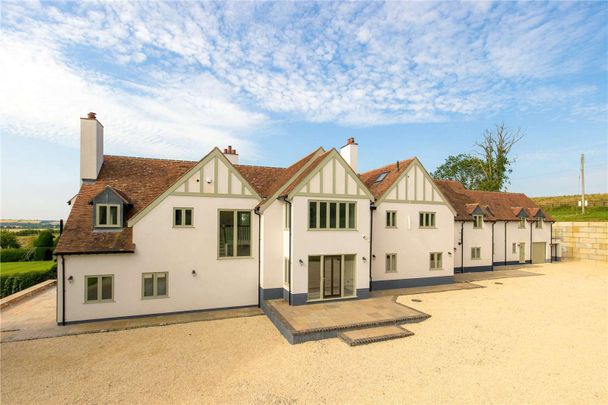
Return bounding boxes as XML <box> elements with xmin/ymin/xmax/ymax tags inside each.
<box><xmin>460</xmin><ymin>221</ymin><xmax>493</xmax><ymax>269</ymax></box>
<box><xmin>531</xmin><ymin>221</ymin><xmax>552</xmax><ymax>261</ymax></box>
<box><xmin>290</xmin><ymin>195</ymin><xmax>371</xmax><ymax>295</ymax></box>
<box><xmin>372</xmin><ymin>202</ymin><xmax>454</xmax><ymax>281</ymax></box>
<box><xmin>506</xmin><ymin>221</ymin><xmax>532</xmax><ymax>262</ymax></box>
<box><xmin>61</xmin><ymin>195</ymin><xmax>259</xmax><ymax>323</ymax></box>
<box><xmin>260</xmin><ymin>199</ymin><xmax>286</xmax><ymax>291</ymax></box>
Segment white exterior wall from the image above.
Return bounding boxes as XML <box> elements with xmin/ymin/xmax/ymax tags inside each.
<box><xmin>372</xmin><ymin>202</ymin><xmax>454</xmax><ymax>281</ymax></box>
<box><xmin>61</xmin><ymin>194</ymin><xmax>259</xmax><ymax>323</ymax></box>
<box><xmin>506</xmin><ymin>221</ymin><xmax>532</xmax><ymax>263</ymax></box>
<box><xmin>290</xmin><ymin>195</ymin><xmax>370</xmax><ymax>295</ymax></box>
<box><xmin>260</xmin><ymin>199</ymin><xmax>286</xmax><ymax>291</ymax></box>
<box><xmin>460</xmin><ymin>221</ymin><xmax>493</xmax><ymax>270</ymax></box>
<box><xmin>493</xmin><ymin>221</ymin><xmax>506</xmax><ymax>265</ymax></box>
<box><xmin>531</xmin><ymin>222</ymin><xmax>552</xmax><ymax>261</ymax></box>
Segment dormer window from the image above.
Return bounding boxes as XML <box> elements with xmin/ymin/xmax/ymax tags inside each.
<box><xmin>91</xmin><ymin>186</ymin><xmax>130</xmax><ymax>230</ymax></box>
<box><xmin>519</xmin><ymin>217</ymin><xmax>526</xmax><ymax>229</ymax></box>
<box><xmin>96</xmin><ymin>204</ymin><xmax>121</xmax><ymax>227</ymax></box>
<box><xmin>473</xmin><ymin>215</ymin><xmax>483</xmax><ymax>229</ymax></box>
<box><xmin>536</xmin><ymin>218</ymin><xmax>544</xmax><ymax>229</ymax></box>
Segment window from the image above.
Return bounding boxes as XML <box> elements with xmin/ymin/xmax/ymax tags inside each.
<box><xmin>512</xmin><ymin>243</ymin><xmax>517</xmax><ymax>253</ymax></box>
<box><xmin>375</xmin><ymin>172</ymin><xmax>389</xmax><ymax>183</ymax></box>
<box><xmin>142</xmin><ymin>272</ymin><xmax>168</xmax><ymax>298</ymax></box>
<box><xmin>96</xmin><ymin>204</ymin><xmax>120</xmax><ymax>227</ymax></box>
<box><xmin>85</xmin><ymin>275</ymin><xmax>113</xmax><ymax>303</ymax></box>
<box><xmin>473</xmin><ymin>215</ymin><xmax>483</xmax><ymax>229</ymax></box>
<box><xmin>471</xmin><ymin>247</ymin><xmax>481</xmax><ymax>260</ymax></box>
<box><xmin>536</xmin><ymin>218</ymin><xmax>543</xmax><ymax>229</ymax></box>
<box><xmin>419</xmin><ymin>212</ymin><xmax>436</xmax><ymax>228</ymax></box>
<box><xmin>430</xmin><ymin>252</ymin><xmax>442</xmax><ymax>270</ymax></box>
<box><xmin>284</xmin><ymin>258</ymin><xmax>289</xmax><ymax>285</ymax></box>
<box><xmin>219</xmin><ymin>210</ymin><xmax>251</xmax><ymax>257</ymax></box>
<box><xmin>173</xmin><ymin>208</ymin><xmax>193</xmax><ymax>227</ymax></box>
<box><xmin>385</xmin><ymin>254</ymin><xmax>397</xmax><ymax>273</ymax></box>
<box><xmin>519</xmin><ymin>217</ymin><xmax>526</xmax><ymax>229</ymax></box>
<box><xmin>308</xmin><ymin>201</ymin><xmax>356</xmax><ymax>230</ymax></box>
<box><xmin>386</xmin><ymin>211</ymin><xmax>397</xmax><ymax>228</ymax></box>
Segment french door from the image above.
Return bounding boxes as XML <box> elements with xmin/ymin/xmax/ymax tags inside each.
<box><xmin>307</xmin><ymin>254</ymin><xmax>356</xmax><ymax>301</ymax></box>
<box><xmin>323</xmin><ymin>256</ymin><xmax>342</xmax><ymax>298</ymax></box>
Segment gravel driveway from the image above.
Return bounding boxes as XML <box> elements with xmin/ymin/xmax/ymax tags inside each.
<box><xmin>1</xmin><ymin>260</ymin><xmax>606</xmax><ymax>404</ymax></box>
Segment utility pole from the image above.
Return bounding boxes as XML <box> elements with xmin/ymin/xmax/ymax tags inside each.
<box><xmin>581</xmin><ymin>153</ymin><xmax>585</xmax><ymax>214</ymax></box>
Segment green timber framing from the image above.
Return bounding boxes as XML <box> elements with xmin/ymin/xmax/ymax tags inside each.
<box><xmin>375</xmin><ymin>158</ymin><xmax>457</xmax><ymax>215</ymax></box>
<box><xmin>128</xmin><ymin>148</ymin><xmax>260</xmax><ymax>227</ymax></box>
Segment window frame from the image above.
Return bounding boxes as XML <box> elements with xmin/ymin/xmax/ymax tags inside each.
<box><xmin>473</xmin><ymin>215</ymin><xmax>483</xmax><ymax>229</ymax></box>
<box><xmin>386</xmin><ymin>211</ymin><xmax>397</xmax><ymax>228</ymax></box>
<box><xmin>95</xmin><ymin>204</ymin><xmax>121</xmax><ymax>228</ymax></box>
<box><xmin>218</xmin><ymin>210</ymin><xmax>253</xmax><ymax>259</ymax></box>
<box><xmin>471</xmin><ymin>247</ymin><xmax>481</xmax><ymax>260</ymax></box>
<box><xmin>141</xmin><ymin>272</ymin><xmax>169</xmax><ymax>299</ymax></box>
<box><xmin>512</xmin><ymin>242</ymin><xmax>517</xmax><ymax>254</ymax></box>
<box><xmin>430</xmin><ymin>252</ymin><xmax>443</xmax><ymax>270</ymax></box>
<box><xmin>308</xmin><ymin>200</ymin><xmax>357</xmax><ymax>231</ymax></box>
<box><xmin>84</xmin><ymin>275</ymin><xmax>114</xmax><ymax>303</ymax></box>
<box><xmin>385</xmin><ymin>253</ymin><xmax>397</xmax><ymax>273</ymax></box>
<box><xmin>535</xmin><ymin>218</ymin><xmax>543</xmax><ymax>229</ymax></box>
<box><xmin>519</xmin><ymin>217</ymin><xmax>526</xmax><ymax>229</ymax></box>
<box><xmin>173</xmin><ymin>207</ymin><xmax>194</xmax><ymax>228</ymax></box>
<box><xmin>419</xmin><ymin>212</ymin><xmax>436</xmax><ymax>229</ymax></box>
<box><xmin>283</xmin><ymin>257</ymin><xmax>289</xmax><ymax>286</ymax></box>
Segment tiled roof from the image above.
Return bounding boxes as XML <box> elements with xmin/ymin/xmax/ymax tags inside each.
<box><xmin>434</xmin><ymin>180</ymin><xmax>554</xmax><ymax>222</ymax></box>
<box><xmin>279</xmin><ymin>149</ymin><xmax>333</xmax><ymax>197</ymax></box>
<box><xmin>56</xmin><ymin>149</ymin><xmax>322</xmax><ymax>254</ymax></box>
<box><xmin>55</xmin><ymin>155</ymin><xmax>197</xmax><ymax>254</ymax></box>
<box><xmin>359</xmin><ymin>158</ymin><xmax>415</xmax><ymax>199</ymax></box>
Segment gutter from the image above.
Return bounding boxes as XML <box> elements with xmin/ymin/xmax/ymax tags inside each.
<box><xmin>280</xmin><ymin>197</ymin><xmax>293</xmax><ymax>305</ymax></box>
<box><xmin>254</xmin><ymin>207</ymin><xmax>261</xmax><ymax>308</ymax></box>
<box><xmin>369</xmin><ymin>202</ymin><xmax>376</xmax><ymax>291</ymax></box>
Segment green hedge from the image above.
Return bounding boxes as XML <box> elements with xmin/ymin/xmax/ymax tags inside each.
<box><xmin>0</xmin><ymin>263</ymin><xmax>56</xmax><ymax>298</ymax></box>
<box><xmin>0</xmin><ymin>247</ymin><xmax>53</xmax><ymax>262</ymax></box>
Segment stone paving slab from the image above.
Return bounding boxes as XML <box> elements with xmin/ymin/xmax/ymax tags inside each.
<box><xmin>338</xmin><ymin>325</ymin><xmax>414</xmax><ymax>346</ymax></box>
<box><xmin>454</xmin><ymin>269</ymin><xmax>542</xmax><ymax>283</ymax></box>
<box><xmin>264</xmin><ymin>296</ymin><xmax>429</xmax><ymax>344</ymax></box>
<box><xmin>370</xmin><ymin>281</ymin><xmax>483</xmax><ymax>298</ymax></box>
<box><xmin>1</xmin><ymin>287</ymin><xmax>263</xmax><ymax>343</ymax></box>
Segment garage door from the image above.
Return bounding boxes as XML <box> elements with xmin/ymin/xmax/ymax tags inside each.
<box><xmin>532</xmin><ymin>242</ymin><xmax>546</xmax><ymax>264</ymax></box>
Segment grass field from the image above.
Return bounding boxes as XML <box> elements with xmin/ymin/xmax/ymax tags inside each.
<box><xmin>532</xmin><ymin>193</ymin><xmax>608</xmax><ymax>222</ymax></box>
<box><xmin>0</xmin><ymin>261</ymin><xmax>55</xmax><ymax>276</ymax></box>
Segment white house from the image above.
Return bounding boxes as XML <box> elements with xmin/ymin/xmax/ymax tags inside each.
<box><xmin>434</xmin><ymin>180</ymin><xmax>554</xmax><ymax>272</ymax></box>
<box><xmin>55</xmin><ymin>113</ymin><xmax>551</xmax><ymax>324</ymax></box>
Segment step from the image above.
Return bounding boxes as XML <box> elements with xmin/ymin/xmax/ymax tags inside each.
<box><xmin>338</xmin><ymin>325</ymin><xmax>414</xmax><ymax>346</ymax></box>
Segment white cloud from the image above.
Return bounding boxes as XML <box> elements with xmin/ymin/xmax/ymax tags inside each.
<box><xmin>0</xmin><ymin>0</ymin><xmax>605</xmax><ymax>150</ymax></box>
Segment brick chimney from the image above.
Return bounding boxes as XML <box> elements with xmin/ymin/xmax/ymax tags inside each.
<box><xmin>340</xmin><ymin>137</ymin><xmax>358</xmax><ymax>172</ymax></box>
<box><xmin>80</xmin><ymin>112</ymin><xmax>104</xmax><ymax>181</ymax></box>
<box><xmin>223</xmin><ymin>145</ymin><xmax>239</xmax><ymax>165</ymax></box>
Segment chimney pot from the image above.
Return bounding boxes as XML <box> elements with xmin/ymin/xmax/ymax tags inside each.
<box><xmin>87</xmin><ymin>112</ymin><xmax>97</xmax><ymax>120</ymax></box>
<box><xmin>347</xmin><ymin>137</ymin><xmax>355</xmax><ymax>145</ymax></box>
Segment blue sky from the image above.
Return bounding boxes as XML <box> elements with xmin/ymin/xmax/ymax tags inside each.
<box><xmin>1</xmin><ymin>1</ymin><xmax>607</xmax><ymax>220</ymax></box>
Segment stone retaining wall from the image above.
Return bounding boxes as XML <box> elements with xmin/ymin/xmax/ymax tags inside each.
<box><xmin>553</xmin><ymin>222</ymin><xmax>607</xmax><ymax>262</ymax></box>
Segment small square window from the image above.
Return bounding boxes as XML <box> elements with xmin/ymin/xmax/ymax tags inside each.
<box><xmin>519</xmin><ymin>218</ymin><xmax>526</xmax><ymax>228</ymax></box>
<box><xmin>512</xmin><ymin>243</ymin><xmax>517</xmax><ymax>254</ymax></box>
<box><xmin>385</xmin><ymin>254</ymin><xmax>397</xmax><ymax>273</ymax></box>
<box><xmin>430</xmin><ymin>252</ymin><xmax>442</xmax><ymax>270</ymax></box>
<box><xmin>174</xmin><ymin>208</ymin><xmax>193</xmax><ymax>227</ymax></box>
<box><xmin>386</xmin><ymin>211</ymin><xmax>397</xmax><ymax>228</ymax></box>
<box><xmin>471</xmin><ymin>247</ymin><xmax>481</xmax><ymax>260</ymax></box>
<box><xmin>473</xmin><ymin>215</ymin><xmax>483</xmax><ymax>229</ymax></box>
<box><xmin>85</xmin><ymin>275</ymin><xmax>114</xmax><ymax>303</ymax></box>
<box><xmin>535</xmin><ymin>218</ymin><xmax>543</xmax><ymax>229</ymax></box>
<box><xmin>142</xmin><ymin>272</ymin><xmax>168</xmax><ymax>298</ymax></box>
<box><xmin>96</xmin><ymin>204</ymin><xmax>121</xmax><ymax>227</ymax></box>
<box><xmin>419</xmin><ymin>212</ymin><xmax>436</xmax><ymax>228</ymax></box>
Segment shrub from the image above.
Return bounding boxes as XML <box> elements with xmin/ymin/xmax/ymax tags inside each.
<box><xmin>0</xmin><ymin>248</ymin><xmax>27</xmax><ymax>262</ymax></box>
<box><xmin>0</xmin><ymin>263</ymin><xmax>56</xmax><ymax>298</ymax></box>
<box><xmin>33</xmin><ymin>230</ymin><xmax>54</xmax><ymax>248</ymax></box>
<box><xmin>0</xmin><ymin>231</ymin><xmax>20</xmax><ymax>249</ymax></box>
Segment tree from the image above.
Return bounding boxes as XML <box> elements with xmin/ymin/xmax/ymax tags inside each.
<box><xmin>475</xmin><ymin>123</ymin><xmax>524</xmax><ymax>191</ymax></box>
<box><xmin>433</xmin><ymin>123</ymin><xmax>523</xmax><ymax>191</ymax></box>
<box><xmin>432</xmin><ymin>153</ymin><xmax>485</xmax><ymax>190</ymax></box>
<box><xmin>0</xmin><ymin>231</ymin><xmax>20</xmax><ymax>249</ymax></box>
<box><xmin>33</xmin><ymin>230</ymin><xmax>54</xmax><ymax>248</ymax></box>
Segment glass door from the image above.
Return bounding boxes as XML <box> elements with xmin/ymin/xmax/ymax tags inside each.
<box><xmin>323</xmin><ymin>255</ymin><xmax>341</xmax><ymax>298</ymax></box>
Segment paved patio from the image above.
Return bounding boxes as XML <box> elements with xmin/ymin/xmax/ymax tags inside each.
<box><xmin>454</xmin><ymin>268</ymin><xmax>542</xmax><ymax>283</ymax></box>
<box><xmin>0</xmin><ymin>287</ymin><xmax>263</xmax><ymax>343</ymax></box>
<box><xmin>264</xmin><ymin>296</ymin><xmax>430</xmax><ymax>343</ymax></box>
